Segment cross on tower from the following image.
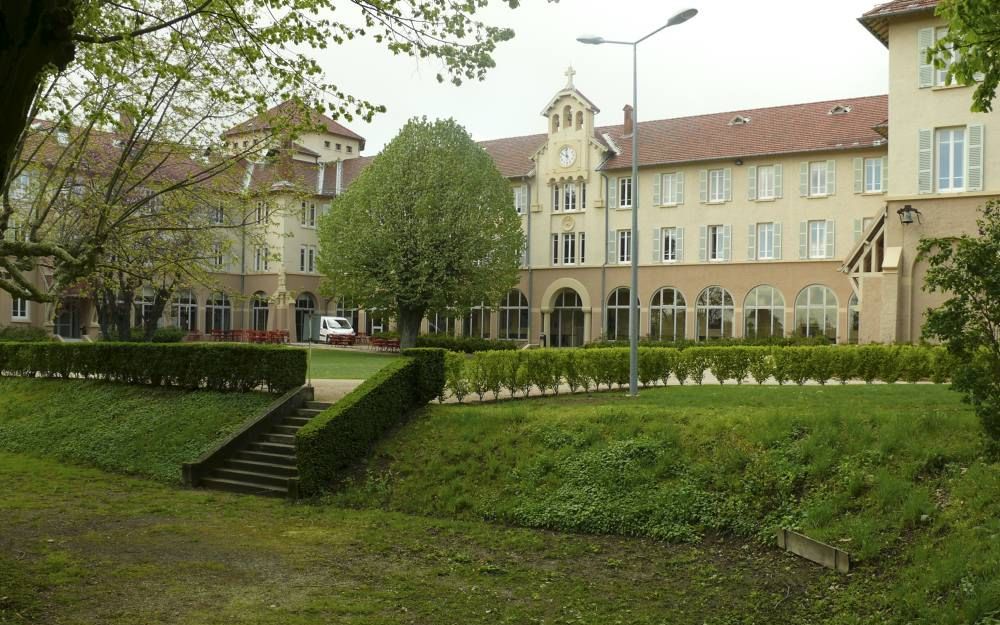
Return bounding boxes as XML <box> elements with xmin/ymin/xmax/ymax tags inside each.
<box><xmin>564</xmin><ymin>66</ymin><xmax>576</xmax><ymax>89</ymax></box>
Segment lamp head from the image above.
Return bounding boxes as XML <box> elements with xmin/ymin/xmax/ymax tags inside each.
<box><xmin>576</xmin><ymin>35</ymin><xmax>605</xmax><ymax>45</ymax></box>
<box><xmin>667</xmin><ymin>8</ymin><xmax>698</xmax><ymax>26</ymax></box>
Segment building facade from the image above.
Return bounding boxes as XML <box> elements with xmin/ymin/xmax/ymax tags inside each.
<box><xmin>1</xmin><ymin>0</ymin><xmax>995</xmax><ymax>345</ymax></box>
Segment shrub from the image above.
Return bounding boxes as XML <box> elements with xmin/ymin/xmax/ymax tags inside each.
<box><xmin>296</xmin><ymin>349</ymin><xmax>445</xmax><ymax>494</ymax></box>
<box><xmin>0</xmin><ymin>326</ymin><xmax>51</xmax><ymax>342</ymax></box>
<box><xmin>0</xmin><ymin>342</ymin><xmax>305</xmax><ymax>392</ymax></box>
<box><xmin>773</xmin><ymin>348</ymin><xmax>812</xmax><ymax>385</ymax></box>
<box><xmin>747</xmin><ymin>349</ymin><xmax>773</xmax><ymax>384</ymax></box>
<box><xmin>808</xmin><ymin>347</ymin><xmax>837</xmax><ymax>385</ymax></box>
<box><xmin>443</xmin><ymin>351</ymin><xmax>469</xmax><ymax>402</ymax></box>
<box><xmin>831</xmin><ymin>347</ymin><xmax>860</xmax><ymax>384</ymax></box>
<box><xmin>151</xmin><ymin>327</ymin><xmax>186</xmax><ymax>343</ymax></box>
<box><xmin>857</xmin><ymin>345</ymin><xmax>888</xmax><ymax>384</ymax></box>
<box><xmin>416</xmin><ymin>335</ymin><xmax>519</xmax><ymax>353</ymax></box>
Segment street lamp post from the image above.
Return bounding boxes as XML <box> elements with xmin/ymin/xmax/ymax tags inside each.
<box><xmin>578</xmin><ymin>8</ymin><xmax>697</xmax><ymax>397</ymax></box>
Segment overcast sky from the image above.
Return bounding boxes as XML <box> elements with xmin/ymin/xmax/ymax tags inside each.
<box><xmin>316</xmin><ymin>0</ymin><xmax>890</xmax><ymax>153</ymax></box>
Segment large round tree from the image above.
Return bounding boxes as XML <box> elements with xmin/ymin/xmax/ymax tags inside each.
<box><xmin>318</xmin><ymin>117</ymin><xmax>524</xmax><ymax>348</ymax></box>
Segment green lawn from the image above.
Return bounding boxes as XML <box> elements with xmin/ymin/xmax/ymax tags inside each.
<box><xmin>331</xmin><ymin>385</ymin><xmax>1000</xmax><ymax>625</ymax></box>
<box><xmin>308</xmin><ymin>347</ymin><xmax>401</xmax><ymax>379</ymax></box>
<box><xmin>1</xmin><ymin>452</ymin><xmax>847</xmax><ymax>625</ymax></box>
<box><xmin>0</xmin><ymin>378</ymin><xmax>272</xmax><ymax>483</ymax></box>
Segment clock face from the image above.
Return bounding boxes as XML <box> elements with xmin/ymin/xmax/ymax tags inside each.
<box><xmin>559</xmin><ymin>146</ymin><xmax>576</xmax><ymax>167</ymax></box>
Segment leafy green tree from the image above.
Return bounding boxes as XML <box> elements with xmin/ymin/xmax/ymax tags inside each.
<box><xmin>930</xmin><ymin>0</ymin><xmax>1000</xmax><ymax>112</ymax></box>
<box><xmin>318</xmin><ymin>118</ymin><xmax>524</xmax><ymax>348</ymax></box>
<box><xmin>1</xmin><ymin>0</ymin><xmax>523</xmax><ymax>302</ymax></box>
<box><xmin>919</xmin><ymin>200</ymin><xmax>1000</xmax><ymax>453</ymax></box>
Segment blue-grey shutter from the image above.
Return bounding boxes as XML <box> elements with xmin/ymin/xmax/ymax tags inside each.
<box><xmin>747</xmin><ymin>223</ymin><xmax>756</xmax><ymax>260</ymax></box>
<box><xmin>747</xmin><ymin>166</ymin><xmax>758</xmax><ymax>201</ymax></box>
<box><xmin>882</xmin><ymin>157</ymin><xmax>888</xmax><ymax>192</ymax></box>
<box><xmin>698</xmin><ymin>226</ymin><xmax>707</xmax><ymax>261</ymax></box>
<box><xmin>607</xmin><ymin>229</ymin><xmax>616</xmax><ymax>264</ymax></box>
<box><xmin>799</xmin><ymin>221</ymin><xmax>808</xmax><ymax>259</ymax></box>
<box><xmin>676</xmin><ymin>227</ymin><xmax>685</xmax><ymax>261</ymax></box>
<box><xmin>723</xmin><ymin>168</ymin><xmax>732</xmax><ymax>202</ymax></box>
<box><xmin>826</xmin><ymin>160</ymin><xmax>837</xmax><ymax>195</ymax></box>
<box><xmin>825</xmin><ymin>220</ymin><xmax>836</xmax><ymax>258</ymax></box>
<box><xmin>918</xmin><ymin>28</ymin><xmax>934</xmax><ymax>88</ymax></box>
<box><xmin>652</xmin><ymin>173</ymin><xmax>662</xmax><ymax>206</ymax></box>
<box><xmin>968</xmin><ymin>123</ymin><xmax>984</xmax><ymax>191</ymax></box>
<box><xmin>918</xmin><ymin>129</ymin><xmax>933</xmax><ymax>194</ymax></box>
<box><xmin>652</xmin><ymin>228</ymin><xmax>661</xmax><ymax>262</ymax></box>
<box><xmin>608</xmin><ymin>177</ymin><xmax>618</xmax><ymax>208</ymax></box>
<box><xmin>774</xmin><ymin>164</ymin><xmax>783</xmax><ymax>198</ymax></box>
<box><xmin>773</xmin><ymin>223</ymin><xmax>782</xmax><ymax>260</ymax></box>
<box><xmin>853</xmin><ymin>157</ymin><xmax>864</xmax><ymax>194</ymax></box>
<box><xmin>722</xmin><ymin>224</ymin><xmax>732</xmax><ymax>261</ymax></box>
<box><xmin>674</xmin><ymin>172</ymin><xmax>684</xmax><ymax>204</ymax></box>
<box><xmin>853</xmin><ymin>219</ymin><xmax>863</xmax><ymax>243</ymax></box>
<box><xmin>699</xmin><ymin>169</ymin><xmax>708</xmax><ymax>203</ymax></box>
<box><xmin>799</xmin><ymin>162</ymin><xmax>809</xmax><ymax>197</ymax></box>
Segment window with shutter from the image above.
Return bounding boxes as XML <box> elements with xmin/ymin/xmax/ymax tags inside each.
<box><xmin>773</xmin><ymin>223</ymin><xmax>782</xmax><ymax>260</ymax></box>
<box><xmin>608</xmin><ymin>177</ymin><xmax>618</xmax><ymax>209</ymax></box>
<box><xmin>774</xmin><ymin>164</ymin><xmax>783</xmax><ymax>199</ymax></box>
<box><xmin>699</xmin><ymin>170</ymin><xmax>709</xmax><ymax>203</ymax></box>
<box><xmin>676</xmin><ymin>227</ymin><xmax>685</xmax><ymax>261</ymax></box>
<box><xmin>607</xmin><ymin>230</ymin><xmax>616</xmax><ymax>264</ymax></box>
<box><xmin>799</xmin><ymin>163</ymin><xmax>809</xmax><ymax>197</ymax></box>
<box><xmin>747</xmin><ymin>166</ymin><xmax>757</xmax><ymax>201</ymax></box>
<box><xmin>937</xmin><ymin>127</ymin><xmax>966</xmax><ymax>192</ymax></box>
<box><xmin>826</xmin><ymin>160</ymin><xmax>837</xmax><ymax>195</ymax></box>
<box><xmin>918</xmin><ymin>129</ymin><xmax>933</xmax><ymax>194</ymax></box>
<box><xmin>674</xmin><ymin>172</ymin><xmax>685</xmax><ymax>204</ymax></box>
<box><xmin>825</xmin><ymin>220</ymin><xmax>836</xmax><ymax>258</ymax></box>
<box><xmin>652</xmin><ymin>173</ymin><xmax>662</xmax><ymax>206</ymax></box>
<box><xmin>698</xmin><ymin>226</ymin><xmax>708</xmax><ymax>262</ymax></box>
<box><xmin>853</xmin><ymin>158</ymin><xmax>864</xmax><ymax>194</ymax></box>
<box><xmin>747</xmin><ymin>223</ymin><xmax>756</xmax><ymax>260</ymax></box>
<box><xmin>968</xmin><ymin>123</ymin><xmax>984</xmax><ymax>191</ymax></box>
<box><xmin>652</xmin><ymin>228</ymin><xmax>661</xmax><ymax>263</ymax></box>
<box><xmin>917</xmin><ymin>27</ymin><xmax>934</xmax><ymax>88</ymax></box>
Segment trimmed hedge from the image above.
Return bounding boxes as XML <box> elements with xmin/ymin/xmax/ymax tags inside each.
<box><xmin>584</xmin><ymin>336</ymin><xmax>834</xmax><ymax>349</ymax></box>
<box><xmin>441</xmin><ymin>345</ymin><xmax>956</xmax><ymax>401</ymax></box>
<box><xmin>415</xmin><ymin>335</ymin><xmax>520</xmax><ymax>353</ymax></box>
<box><xmin>0</xmin><ymin>342</ymin><xmax>305</xmax><ymax>393</ymax></box>
<box><xmin>296</xmin><ymin>348</ymin><xmax>446</xmax><ymax>495</ymax></box>
<box><xmin>0</xmin><ymin>326</ymin><xmax>51</xmax><ymax>342</ymax></box>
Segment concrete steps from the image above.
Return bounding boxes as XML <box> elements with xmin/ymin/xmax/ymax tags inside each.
<box><xmin>199</xmin><ymin>402</ymin><xmax>332</xmax><ymax>498</ymax></box>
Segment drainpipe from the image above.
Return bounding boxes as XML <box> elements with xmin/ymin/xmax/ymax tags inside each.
<box><xmin>600</xmin><ymin>173</ymin><xmax>609</xmax><ymax>342</ymax></box>
<box><xmin>523</xmin><ymin>176</ymin><xmax>533</xmax><ymax>344</ymax></box>
<box><xmin>241</xmin><ymin>161</ymin><xmax>256</xmax><ymax>328</ymax></box>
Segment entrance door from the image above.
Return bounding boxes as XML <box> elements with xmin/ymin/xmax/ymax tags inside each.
<box><xmin>550</xmin><ymin>289</ymin><xmax>584</xmax><ymax>347</ymax></box>
<box><xmin>295</xmin><ymin>293</ymin><xmax>316</xmax><ymax>342</ymax></box>
<box><xmin>54</xmin><ymin>301</ymin><xmax>81</xmax><ymax>339</ymax></box>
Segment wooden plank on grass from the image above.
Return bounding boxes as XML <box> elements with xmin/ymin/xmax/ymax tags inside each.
<box><xmin>777</xmin><ymin>529</ymin><xmax>851</xmax><ymax>573</ymax></box>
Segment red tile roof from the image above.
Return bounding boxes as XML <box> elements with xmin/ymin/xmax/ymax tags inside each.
<box><xmin>599</xmin><ymin>95</ymin><xmax>888</xmax><ymax>171</ymax></box>
<box><xmin>479</xmin><ymin>133</ymin><xmax>547</xmax><ymax>178</ymax></box>
<box><xmin>223</xmin><ymin>99</ymin><xmax>366</xmax><ymax>150</ymax></box>
<box><xmin>859</xmin><ymin>0</ymin><xmax>939</xmax><ymax>44</ymax></box>
<box><xmin>339</xmin><ymin>156</ymin><xmax>374</xmax><ymax>190</ymax></box>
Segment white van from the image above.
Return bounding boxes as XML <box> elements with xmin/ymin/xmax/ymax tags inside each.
<box><xmin>318</xmin><ymin>316</ymin><xmax>356</xmax><ymax>342</ymax></box>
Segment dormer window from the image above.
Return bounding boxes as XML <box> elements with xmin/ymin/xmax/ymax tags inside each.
<box><xmin>829</xmin><ymin>105</ymin><xmax>852</xmax><ymax>115</ymax></box>
<box><xmin>729</xmin><ymin>115</ymin><xmax>751</xmax><ymax>126</ymax></box>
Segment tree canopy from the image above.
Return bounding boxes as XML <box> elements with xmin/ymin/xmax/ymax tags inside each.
<box><xmin>317</xmin><ymin>117</ymin><xmax>524</xmax><ymax>347</ymax></box>
<box><xmin>931</xmin><ymin>0</ymin><xmax>1000</xmax><ymax>112</ymax></box>
<box><xmin>1</xmin><ymin>0</ymin><xmax>530</xmax><ymax>302</ymax></box>
<box><xmin>919</xmin><ymin>200</ymin><xmax>1000</xmax><ymax>452</ymax></box>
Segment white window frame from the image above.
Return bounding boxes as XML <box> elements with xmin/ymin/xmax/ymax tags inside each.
<box><xmin>212</xmin><ymin>243</ymin><xmax>224</xmax><ymax>267</ymax></box>
<box><xmin>808</xmin><ymin>220</ymin><xmax>827</xmax><ymax>259</ymax></box>
<box><xmin>619</xmin><ymin>177</ymin><xmax>633</xmax><ymax>208</ymax></box>
<box><xmin>210</xmin><ymin>204</ymin><xmax>225</xmax><ymax>225</ymax></box>
<box><xmin>562</xmin><ymin>232</ymin><xmax>576</xmax><ymax>265</ymax></box>
<box><xmin>757</xmin><ymin>222</ymin><xmax>776</xmax><ymax>260</ymax></box>
<box><xmin>936</xmin><ymin>127</ymin><xmax>965</xmax><ymax>192</ymax></box>
<box><xmin>563</xmin><ymin>183</ymin><xmax>578</xmax><ymax>212</ymax></box>
<box><xmin>809</xmin><ymin>161</ymin><xmax>828</xmax><ymax>196</ymax></box>
<box><xmin>935</xmin><ymin>27</ymin><xmax>959</xmax><ymax>87</ymax></box>
<box><xmin>661</xmin><ymin>174</ymin><xmax>677</xmax><ymax>206</ymax></box>
<box><xmin>757</xmin><ymin>166</ymin><xmax>776</xmax><ymax>200</ymax></box>
<box><xmin>301</xmin><ymin>201</ymin><xmax>317</xmax><ymax>228</ymax></box>
<box><xmin>662</xmin><ymin>227</ymin><xmax>678</xmax><ymax>263</ymax></box>
<box><xmin>708</xmin><ymin>169</ymin><xmax>726</xmax><ymax>203</ymax></box>
<box><xmin>617</xmin><ymin>229</ymin><xmax>631</xmax><ymax>263</ymax></box>
<box><xmin>864</xmin><ymin>158</ymin><xmax>884</xmax><ymax>193</ymax></box>
<box><xmin>10</xmin><ymin>173</ymin><xmax>31</xmax><ymax>201</ymax></box>
<box><xmin>11</xmin><ymin>297</ymin><xmax>29</xmax><ymax>321</ymax></box>
<box><xmin>254</xmin><ymin>246</ymin><xmax>270</xmax><ymax>272</ymax></box>
<box><xmin>707</xmin><ymin>225</ymin><xmax>725</xmax><ymax>261</ymax></box>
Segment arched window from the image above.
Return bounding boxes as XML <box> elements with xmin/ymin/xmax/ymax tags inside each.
<box><xmin>205</xmin><ymin>292</ymin><xmax>232</xmax><ymax>332</ymax></box>
<box><xmin>427</xmin><ymin>310</ymin><xmax>457</xmax><ymax>336</ymax></box>
<box><xmin>744</xmin><ymin>285</ymin><xmax>785</xmax><ymax>339</ymax></box>
<box><xmin>848</xmin><ymin>293</ymin><xmax>860</xmax><ymax>344</ymax></box>
<box><xmin>795</xmin><ymin>285</ymin><xmax>838</xmax><ymax>340</ymax></box>
<box><xmin>295</xmin><ymin>292</ymin><xmax>316</xmax><ymax>341</ymax></box>
<box><xmin>335</xmin><ymin>298</ymin><xmax>359</xmax><ymax>331</ymax></box>
<box><xmin>551</xmin><ymin>114</ymin><xmax>560</xmax><ymax>133</ymax></box>
<box><xmin>649</xmin><ymin>288</ymin><xmax>686</xmax><ymax>341</ymax></box>
<box><xmin>605</xmin><ymin>287</ymin><xmax>633</xmax><ymax>341</ymax></box>
<box><xmin>463</xmin><ymin>303</ymin><xmax>491</xmax><ymax>339</ymax></box>
<box><xmin>251</xmin><ymin>292</ymin><xmax>269</xmax><ymax>331</ymax></box>
<box><xmin>575</xmin><ymin>110</ymin><xmax>584</xmax><ymax>130</ymax></box>
<box><xmin>695</xmin><ymin>286</ymin><xmax>735</xmax><ymax>341</ymax></box>
<box><xmin>563</xmin><ymin>105</ymin><xmax>572</xmax><ymax>128</ymax></box>
<box><xmin>499</xmin><ymin>289</ymin><xmax>529</xmax><ymax>341</ymax></box>
<box><xmin>551</xmin><ymin>288</ymin><xmax>584</xmax><ymax>347</ymax></box>
<box><xmin>171</xmin><ymin>290</ymin><xmax>197</xmax><ymax>331</ymax></box>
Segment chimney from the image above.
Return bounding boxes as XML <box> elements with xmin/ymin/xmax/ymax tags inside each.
<box><xmin>623</xmin><ymin>105</ymin><xmax>634</xmax><ymax>136</ymax></box>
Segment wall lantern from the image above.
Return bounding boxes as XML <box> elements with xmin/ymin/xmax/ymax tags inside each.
<box><xmin>897</xmin><ymin>204</ymin><xmax>922</xmax><ymax>225</ymax></box>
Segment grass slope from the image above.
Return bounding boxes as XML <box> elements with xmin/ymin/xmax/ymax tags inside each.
<box><xmin>2</xmin><ymin>452</ymin><xmax>850</xmax><ymax>625</ymax></box>
<box><xmin>309</xmin><ymin>348</ymin><xmax>400</xmax><ymax>379</ymax></box>
<box><xmin>0</xmin><ymin>378</ymin><xmax>272</xmax><ymax>483</ymax></box>
<box><xmin>332</xmin><ymin>385</ymin><xmax>1000</xmax><ymax>625</ymax></box>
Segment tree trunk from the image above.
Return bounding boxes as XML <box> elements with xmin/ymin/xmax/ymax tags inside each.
<box><xmin>397</xmin><ymin>305</ymin><xmax>425</xmax><ymax>350</ymax></box>
<box><xmin>0</xmin><ymin>0</ymin><xmax>77</xmax><ymax>198</ymax></box>
<box><xmin>142</xmin><ymin>287</ymin><xmax>172</xmax><ymax>340</ymax></box>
